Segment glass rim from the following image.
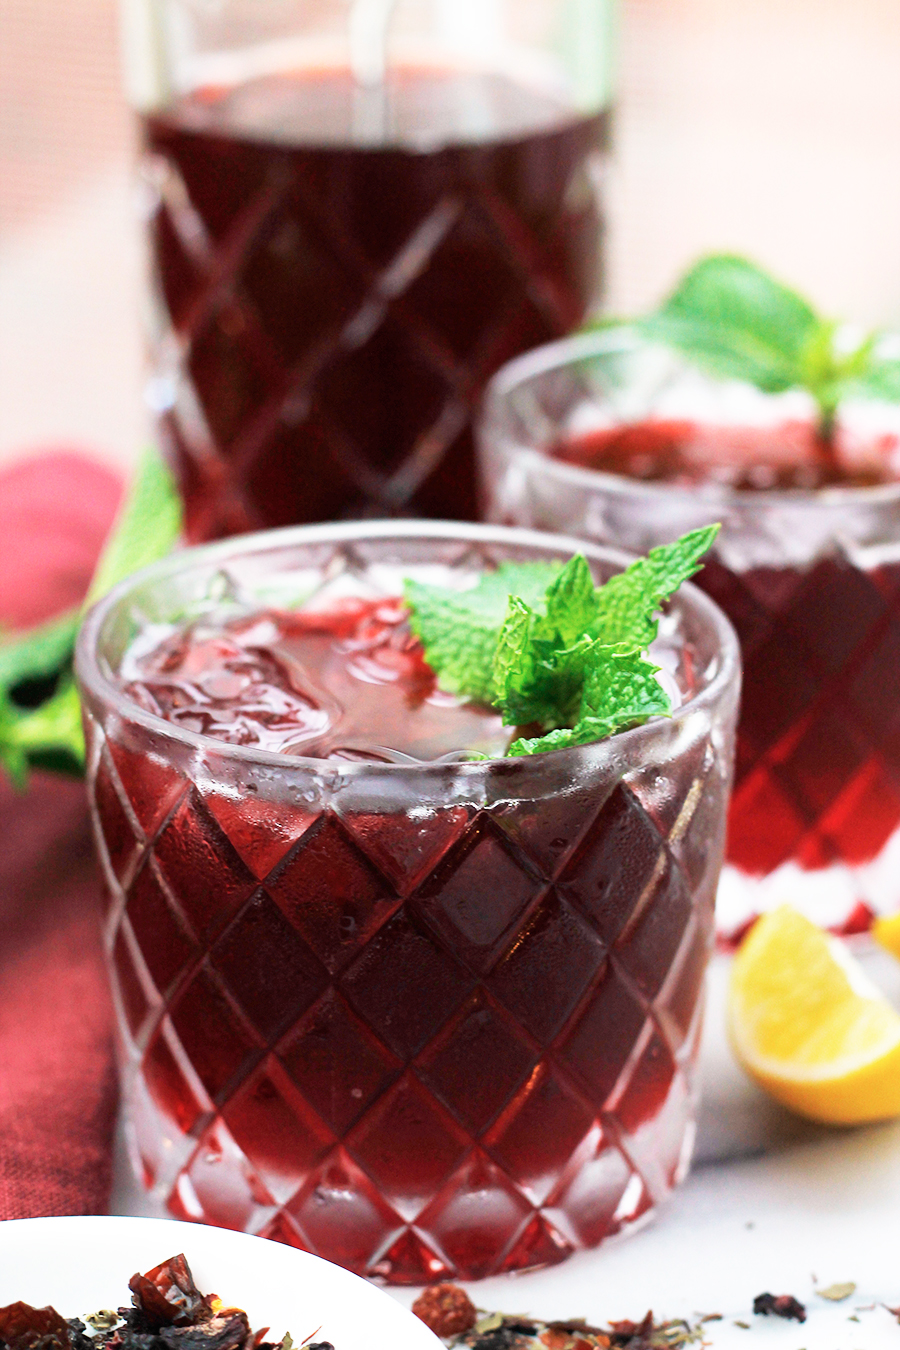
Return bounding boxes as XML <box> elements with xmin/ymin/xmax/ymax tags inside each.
<box><xmin>481</xmin><ymin>326</ymin><xmax>900</xmax><ymax>511</ymax></box>
<box><xmin>75</xmin><ymin>518</ymin><xmax>740</xmax><ymax>778</ymax></box>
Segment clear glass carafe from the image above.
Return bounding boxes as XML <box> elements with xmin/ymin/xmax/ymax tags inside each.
<box><xmin>122</xmin><ymin>0</ymin><xmax>615</xmax><ymax>537</ymax></box>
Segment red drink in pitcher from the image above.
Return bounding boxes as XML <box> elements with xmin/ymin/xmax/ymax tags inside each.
<box><xmin>77</xmin><ymin>523</ymin><xmax>737</xmax><ymax>1282</ymax></box>
<box><xmin>143</xmin><ymin>70</ymin><xmax>607</xmax><ymax>537</ymax></box>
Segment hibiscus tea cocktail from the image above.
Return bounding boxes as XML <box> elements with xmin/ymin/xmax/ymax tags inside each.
<box><xmin>127</xmin><ymin>0</ymin><xmax>613</xmax><ymax>537</ymax></box>
<box><xmin>77</xmin><ymin>522</ymin><xmax>737</xmax><ymax>1282</ymax></box>
<box><xmin>482</xmin><ymin>330</ymin><xmax>900</xmax><ymax>937</ymax></box>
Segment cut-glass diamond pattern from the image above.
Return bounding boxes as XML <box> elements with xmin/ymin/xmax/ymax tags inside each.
<box><xmin>556</xmin><ymin>784</ymin><xmax>666</xmax><ymax>945</ymax></box>
<box><xmin>201</xmin><ymin>791</ymin><xmax>318</xmax><ymax>881</ymax></box>
<box><xmin>266</xmin><ymin>813</ymin><xmax>400</xmax><ymax>974</ymax></box>
<box><xmin>411</xmin><ymin>819</ymin><xmax>544</xmax><ymax>974</ymax></box>
<box><xmin>415</xmin><ymin>990</ymin><xmax>539</xmax><ymax>1136</ymax></box>
<box><xmin>111</xmin><ymin>919</ymin><xmax>157</xmax><ymax>1050</ymax></box>
<box><xmin>221</xmin><ymin>1055</ymin><xmax>335</xmax><ymax>1204</ymax></box>
<box><xmin>484</xmin><ymin>1064</ymin><xmax>595</xmax><ymax>1207</ymax></box>
<box><xmin>143</xmin><ymin>102</ymin><xmax>605</xmax><ymax>534</ymax></box>
<box><xmin>346</xmin><ymin>1073</ymin><xmax>469</xmax><ymax>1221</ymax></box>
<box><xmin>486</xmin><ymin>891</ymin><xmax>605</xmax><ymax>1043</ymax></box>
<box><xmin>277</xmin><ymin>989</ymin><xmax>402</xmax><ymax>1136</ymax></box>
<box><xmin>414</xmin><ymin>1152</ymin><xmax>534</xmax><ymax>1280</ymax></box>
<box><xmin>210</xmin><ymin>891</ymin><xmax>328</xmax><ymax>1043</ymax></box>
<box><xmin>337</xmin><ymin>909</ymin><xmax>473</xmax><ymax>1060</ymax></box>
<box><xmin>167</xmin><ymin>963</ymin><xmax>264</xmax><ymax>1104</ymax></box>
<box><xmin>97</xmin><ymin>677</ymin><xmax>718</xmax><ymax>1281</ymax></box>
<box><xmin>169</xmin><ymin>1115</ymin><xmax>277</xmax><ymax>1233</ymax></box>
<box><xmin>285</xmin><ymin>1147</ymin><xmax>405</xmax><ymax>1273</ymax></box>
<box><xmin>699</xmin><ymin>556</ymin><xmax>900</xmax><ymax>890</ymax></box>
<box><xmin>152</xmin><ymin>790</ymin><xmax>257</xmax><ymax>943</ymax></box>
<box><xmin>338</xmin><ymin>803</ymin><xmax>471</xmax><ymax>896</ymax></box>
<box><xmin>142</xmin><ymin>1016</ymin><xmax>214</xmax><ymax>1139</ymax></box>
<box><xmin>93</xmin><ymin>747</ymin><xmax>143</xmax><ymax>887</ymax></box>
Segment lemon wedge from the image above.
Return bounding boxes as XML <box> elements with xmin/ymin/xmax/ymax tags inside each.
<box><xmin>728</xmin><ymin>905</ymin><xmax>900</xmax><ymax>1124</ymax></box>
<box><xmin>872</xmin><ymin>910</ymin><xmax>900</xmax><ymax>961</ymax></box>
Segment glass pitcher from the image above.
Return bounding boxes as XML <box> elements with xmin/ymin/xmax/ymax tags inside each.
<box><xmin>121</xmin><ymin>0</ymin><xmax>615</xmax><ymax>537</ymax></box>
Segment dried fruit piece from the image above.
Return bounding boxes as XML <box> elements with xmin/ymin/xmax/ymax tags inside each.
<box><xmin>412</xmin><ymin>1286</ymin><xmax>478</xmax><ymax>1338</ymax></box>
<box><xmin>752</xmin><ymin>1293</ymin><xmax>806</xmax><ymax>1322</ymax></box>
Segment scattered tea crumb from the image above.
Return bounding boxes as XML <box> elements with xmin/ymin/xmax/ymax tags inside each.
<box><xmin>817</xmin><ymin>1283</ymin><xmax>856</xmax><ymax>1302</ymax></box>
<box><xmin>733</xmin><ymin>1321</ymin><xmax>750</xmax><ymax>1329</ymax></box>
<box><xmin>752</xmin><ymin>1293</ymin><xmax>806</xmax><ymax>1323</ymax></box>
<box><xmin>85</xmin><ymin>1312</ymin><xmax>119</xmax><ymax>1331</ymax></box>
<box><xmin>412</xmin><ymin>1286</ymin><xmax>478</xmax><ymax>1338</ymax></box>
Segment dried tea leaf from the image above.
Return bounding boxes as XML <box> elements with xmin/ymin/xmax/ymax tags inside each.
<box><xmin>474</xmin><ymin>1316</ymin><xmax>505</xmax><ymax>1335</ymax></box>
<box><xmin>817</xmin><ymin>1282</ymin><xmax>856</xmax><ymax>1302</ymax></box>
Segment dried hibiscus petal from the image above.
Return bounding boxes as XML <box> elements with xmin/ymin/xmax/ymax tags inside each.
<box><xmin>128</xmin><ymin>1256</ymin><xmax>212</xmax><ymax>1329</ymax></box>
<box><xmin>0</xmin><ymin>1302</ymin><xmax>71</xmax><ymax>1350</ymax></box>
<box><xmin>158</xmin><ymin>1312</ymin><xmax>251</xmax><ymax>1350</ymax></box>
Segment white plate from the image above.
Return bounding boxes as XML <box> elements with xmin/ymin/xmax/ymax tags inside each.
<box><xmin>0</xmin><ymin>1216</ymin><xmax>440</xmax><ymax>1350</ymax></box>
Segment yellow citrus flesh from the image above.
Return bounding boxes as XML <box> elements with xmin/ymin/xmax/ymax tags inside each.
<box><xmin>872</xmin><ymin>910</ymin><xmax>900</xmax><ymax>961</ymax></box>
<box><xmin>728</xmin><ymin>905</ymin><xmax>900</xmax><ymax>1124</ymax></box>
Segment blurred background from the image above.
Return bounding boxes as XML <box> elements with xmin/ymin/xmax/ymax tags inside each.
<box><xmin>3</xmin><ymin>0</ymin><xmax>900</xmax><ymax>472</ymax></box>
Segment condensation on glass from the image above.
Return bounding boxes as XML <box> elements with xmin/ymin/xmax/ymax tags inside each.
<box><xmin>77</xmin><ymin>520</ymin><xmax>737</xmax><ymax>1283</ymax></box>
<box><xmin>122</xmin><ymin>0</ymin><xmax>615</xmax><ymax>535</ymax></box>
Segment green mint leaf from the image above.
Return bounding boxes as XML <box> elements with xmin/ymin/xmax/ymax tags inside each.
<box><xmin>640</xmin><ymin>254</ymin><xmax>819</xmax><ymax>394</ymax></box>
<box><xmin>0</xmin><ymin>692</ymin><xmax>28</xmax><ymax>788</ymax></box>
<box><xmin>590</xmin><ymin>524</ymin><xmax>719</xmax><ymax>650</ymax></box>
<box><xmin>405</xmin><ymin>526</ymin><xmax>718</xmax><ymax>757</ymax></box>
<box><xmin>0</xmin><ymin>608</ymin><xmax>79</xmax><ymax>694</ymax></box>
<box><xmin>507</xmin><ymin>721</ymin><xmax>606</xmax><ymax>757</ymax></box>
<box><xmin>543</xmin><ymin>553</ymin><xmax>600</xmax><ymax>644</ymax></box>
<box><xmin>404</xmin><ymin>560</ymin><xmax>561</xmax><ymax>702</ymax></box>
<box><xmin>580</xmin><ymin>645</ymin><xmax>671</xmax><ymax>727</ymax></box>
<box><xmin>0</xmin><ymin>447</ymin><xmax>182</xmax><ymax>787</ymax></box>
<box><xmin>87</xmin><ymin>446</ymin><xmax>182</xmax><ymax>603</ymax></box>
<box><xmin>0</xmin><ymin>678</ymin><xmax>84</xmax><ymax>785</ymax></box>
<box><xmin>847</xmin><ymin>355</ymin><xmax>900</xmax><ymax>403</ymax></box>
<box><xmin>635</xmin><ymin>253</ymin><xmax>900</xmax><ymax>436</ymax></box>
<box><xmin>507</xmin><ymin>646</ymin><xmax>670</xmax><ymax>756</ymax></box>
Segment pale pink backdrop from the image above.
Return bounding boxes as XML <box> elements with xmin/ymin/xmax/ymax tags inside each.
<box><xmin>2</xmin><ymin>0</ymin><xmax>900</xmax><ymax>470</ymax></box>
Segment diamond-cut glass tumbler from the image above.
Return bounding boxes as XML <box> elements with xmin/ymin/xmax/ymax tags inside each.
<box><xmin>481</xmin><ymin>330</ymin><xmax>900</xmax><ymax>938</ymax></box>
<box><xmin>77</xmin><ymin>521</ymin><xmax>738</xmax><ymax>1282</ymax></box>
<box><xmin>123</xmin><ymin>0</ymin><xmax>614</xmax><ymax>535</ymax></box>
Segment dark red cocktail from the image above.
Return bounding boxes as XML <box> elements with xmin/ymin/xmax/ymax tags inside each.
<box><xmin>143</xmin><ymin>69</ymin><xmax>606</xmax><ymax>537</ymax></box>
<box><xmin>481</xmin><ymin>332</ymin><xmax>900</xmax><ymax>936</ymax></box>
<box><xmin>77</xmin><ymin>522</ymin><xmax>738</xmax><ymax>1281</ymax></box>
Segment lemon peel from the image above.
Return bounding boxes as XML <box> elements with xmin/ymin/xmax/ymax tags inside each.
<box><xmin>728</xmin><ymin>905</ymin><xmax>900</xmax><ymax>1124</ymax></box>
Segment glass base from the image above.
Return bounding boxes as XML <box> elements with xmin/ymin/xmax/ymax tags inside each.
<box><xmin>119</xmin><ymin>1037</ymin><xmax>699</xmax><ymax>1284</ymax></box>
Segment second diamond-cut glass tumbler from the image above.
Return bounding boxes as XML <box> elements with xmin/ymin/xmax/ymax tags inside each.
<box><xmin>481</xmin><ymin>331</ymin><xmax>900</xmax><ymax>938</ymax></box>
<box><xmin>77</xmin><ymin>521</ymin><xmax>738</xmax><ymax>1282</ymax></box>
<box><xmin>122</xmin><ymin>0</ymin><xmax>614</xmax><ymax>536</ymax></box>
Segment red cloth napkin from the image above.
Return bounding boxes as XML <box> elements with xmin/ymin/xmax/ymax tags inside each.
<box><xmin>0</xmin><ymin>450</ymin><xmax>124</xmax><ymax>1218</ymax></box>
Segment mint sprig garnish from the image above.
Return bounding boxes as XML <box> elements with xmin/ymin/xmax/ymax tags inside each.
<box><xmin>404</xmin><ymin>561</ymin><xmax>560</xmax><ymax>704</ymax></box>
<box><xmin>404</xmin><ymin>525</ymin><xmax>718</xmax><ymax>757</ymax></box>
<box><xmin>637</xmin><ymin>254</ymin><xmax>900</xmax><ymax>443</ymax></box>
<box><xmin>0</xmin><ymin>448</ymin><xmax>182</xmax><ymax>787</ymax></box>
